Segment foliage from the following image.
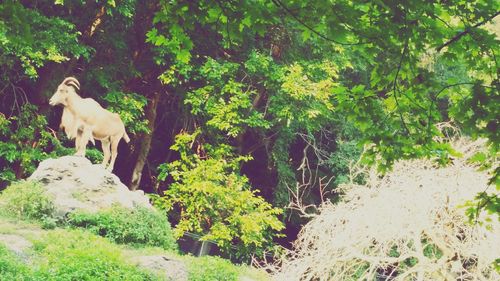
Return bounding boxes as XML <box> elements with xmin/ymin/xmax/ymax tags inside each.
<box><xmin>0</xmin><ymin>0</ymin><xmax>499</xmax><ymax>267</ymax></box>
<box><xmin>0</xmin><ymin>244</ymin><xmax>31</xmax><ymax>281</ymax></box>
<box><xmin>0</xmin><ymin>0</ymin><xmax>90</xmax><ymax>78</ymax></box>
<box><xmin>463</xmin><ymin>191</ymin><xmax>500</xmax><ymax>227</ymax></box>
<box><xmin>32</xmin><ymin>229</ymin><xmax>160</xmax><ymax>281</ymax></box>
<box><xmin>271</xmin><ymin>60</ymin><xmax>339</xmax><ymax>131</ymax></box>
<box><xmin>155</xmin><ymin>133</ymin><xmax>284</xmax><ymax>259</ymax></box>
<box><xmin>327</xmin><ymin>139</ymin><xmax>363</xmax><ymax>186</ymax></box>
<box><xmin>186</xmin><ymin>256</ymin><xmax>239</xmax><ymax>281</ymax></box>
<box><xmin>66</xmin><ymin>205</ymin><xmax>177</xmax><ymax>251</ymax></box>
<box><xmin>185</xmin><ymin>57</ymin><xmax>271</xmax><ymax>137</ymax></box>
<box><xmin>0</xmin><ymin>180</ymin><xmax>55</xmax><ymax>222</ymax></box>
<box><xmin>84</xmin><ymin>147</ymin><xmax>104</xmax><ymax>164</ymax></box>
<box><xmin>0</xmin><ymin>105</ymin><xmax>71</xmax><ymax>185</ymax></box>
<box><xmin>103</xmin><ymin>91</ymin><xmax>149</xmax><ymax>134</ymax></box>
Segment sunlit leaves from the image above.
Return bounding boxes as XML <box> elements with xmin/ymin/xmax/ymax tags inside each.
<box><xmin>156</xmin><ymin>133</ymin><xmax>284</xmax><ymax>258</ymax></box>
<box><xmin>0</xmin><ymin>1</ymin><xmax>90</xmax><ymax>78</ymax></box>
<box><xmin>185</xmin><ymin>57</ymin><xmax>271</xmax><ymax>137</ymax></box>
<box><xmin>0</xmin><ymin>105</ymin><xmax>72</xmax><ymax>183</ymax></box>
<box><xmin>272</xmin><ymin>61</ymin><xmax>339</xmax><ymax>131</ymax></box>
<box><xmin>102</xmin><ymin>92</ymin><xmax>149</xmax><ymax>134</ymax></box>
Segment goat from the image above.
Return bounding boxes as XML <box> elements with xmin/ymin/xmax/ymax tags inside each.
<box><xmin>60</xmin><ymin>106</ymin><xmax>95</xmax><ymax>155</ymax></box>
<box><xmin>50</xmin><ymin>77</ymin><xmax>130</xmax><ymax>171</ymax></box>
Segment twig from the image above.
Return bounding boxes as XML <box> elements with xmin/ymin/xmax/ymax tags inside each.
<box><xmin>271</xmin><ymin>0</ymin><xmax>366</xmax><ymax>46</ymax></box>
<box><xmin>436</xmin><ymin>11</ymin><xmax>500</xmax><ymax>52</ymax></box>
<box><xmin>392</xmin><ymin>39</ymin><xmax>410</xmax><ymax>135</ymax></box>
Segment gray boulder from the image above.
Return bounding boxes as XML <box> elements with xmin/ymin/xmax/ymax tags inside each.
<box><xmin>130</xmin><ymin>255</ymin><xmax>188</xmax><ymax>281</ymax></box>
<box><xmin>28</xmin><ymin>156</ymin><xmax>151</xmax><ymax>217</ymax></box>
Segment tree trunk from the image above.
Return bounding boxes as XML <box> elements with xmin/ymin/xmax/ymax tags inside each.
<box><xmin>129</xmin><ymin>91</ymin><xmax>160</xmax><ymax>190</ymax></box>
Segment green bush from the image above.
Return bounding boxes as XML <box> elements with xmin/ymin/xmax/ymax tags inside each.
<box><xmin>0</xmin><ymin>180</ymin><xmax>55</xmax><ymax>221</ymax></box>
<box><xmin>0</xmin><ymin>244</ymin><xmax>32</xmax><ymax>281</ymax></box>
<box><xmin>66</xmin><ymin>205</ymin><xmax>177</xmax><ymax>251</ymax></box>
<box><xmin>156</xmin><ymin>133</ymin><xmax>284</xmax><ymax>260</ymax></box>
<box><xmin>187</xmin><ymin>256</ymin><xmax>239</xmax><ymax>281</ymax></box>
<box><xmin>0</xmin><ymin>104</ymin><xmax>73</xmax><ymax>185</ymax></box>
<box><xmin>32</xmin><ymin>229</ymin><xmax>160</xmax><ymax>281</ymax></box>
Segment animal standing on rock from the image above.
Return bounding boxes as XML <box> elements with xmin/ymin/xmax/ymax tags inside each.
<box><xmin>49</xmin><ymin>77</ymin><xmax>130</xmax><ymax>171</ymax></box>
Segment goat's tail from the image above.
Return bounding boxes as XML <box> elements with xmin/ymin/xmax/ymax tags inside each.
<box><xmin>123</xmin><ymin>131</ymin><xmax>131</xmax><ymax>143</ymax></box>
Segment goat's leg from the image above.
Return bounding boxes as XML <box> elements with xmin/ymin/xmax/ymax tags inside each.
<box><xmin>107</xmin><ymin>136</ymin><xmax>120</xmax><ymax>171</ymax></box>
<box><xmin>74</xmin><ymin>137</ymin><xmax>82</xmax><ymax>156</ymax></box>
<box><xmin>101</xmin><ymin>138</ymin><xmax>111</xmax><ymax>168</ymax></box>
<box><xmin>74</xmin><ymin>131</ymin><xmax>87</xmax><ymax>157</ymax></box>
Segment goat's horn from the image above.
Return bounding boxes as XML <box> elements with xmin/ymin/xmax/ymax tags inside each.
<box><xmin>62</xmin><ymin>77</ymin><xmax>80</xmax><ymax>91</ymax></box>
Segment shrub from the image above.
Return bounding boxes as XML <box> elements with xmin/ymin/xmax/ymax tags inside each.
<box><xmin>66</xmin><ymin>205</ymin><xmax>177</xmax><ymax>251</ymax></box>
<box><xmin>187</xmin><ymin>256</ymin><xmax>239</xmax><ymax>281</ymax></box>
<box><xmin>0</xmin><ymin>180</ymin><xmax>55</xmax><ymax>221</ymax></box>
<box><xmin>32</xmin><ymin>229</ymin><xmax>160</xmax><ymax>281</ymax></box>
<box><xmin>156</xmin><ymin>133</ymin><xmax>284</xmax><ymax>260</ymax></box>
<box><xmin>0</xmin><ymin>244</ymin><xmax>32</xmax><ymax>281</ymax></box>
<box><xmin>0</xmin><ymin>104</ymin><xmax>72</xmax><ymax>186</ymax></box>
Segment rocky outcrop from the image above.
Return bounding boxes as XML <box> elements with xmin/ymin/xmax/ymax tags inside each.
<box><xmin>130</xmin><ymin>255</ymin><xmax>189</xmax><ymax>281</ymax></box>
<box><xmin>28</xmin><ymin>156</ymin><xmax>151</xmax><ymax>217</ymax></box>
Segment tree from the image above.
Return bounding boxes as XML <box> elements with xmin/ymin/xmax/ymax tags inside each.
<box><xmin>1</xmin><ymin>0</ymin><xmax>498</xmax><ymax>261</ymax></box>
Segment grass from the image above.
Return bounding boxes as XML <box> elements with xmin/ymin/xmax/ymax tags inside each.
<box><xmin>0</xmin><ymin>180</ymin><xmax>55</xmax><ymax>221</ymax></box>
<box><xmin>0</xmin><ymin>181</ymin><xmax>270</xmax><ymax>281</ymax></box>
<box><xmin>32</xmin><ymin>229</ymin><xmax>161</xmax><ymax>281</ymax></box>
<box><xmin>66</xmin><ymin>205</ymin><xmax>178</xmax><ymax>251</ymax></box>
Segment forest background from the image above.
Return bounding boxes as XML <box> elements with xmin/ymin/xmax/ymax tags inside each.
<box><xmin>0</xmin><ymin>0</ymin><xmax>498</xmax><ymax>261</ymax></box>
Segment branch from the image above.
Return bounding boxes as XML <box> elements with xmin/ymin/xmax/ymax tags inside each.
<box><xmin>271</xmin><ymin>0</ymin><xmax>366</xmax><ymax>46</ymax></box>
<box><xmin>392</xmin><ymin>40</ymin><xmax>410</xmax><ymax>135</ymax></box>
<box><xmin>436</xmin><ymin>11</ymin><xmax>500</xmax><ymax>52</ymax></box>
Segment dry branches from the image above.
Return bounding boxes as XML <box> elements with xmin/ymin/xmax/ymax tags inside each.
<box><xmin>272</xmin><ymin>138</ymin><xmax>499</xmax><ymax>280</ymax></box>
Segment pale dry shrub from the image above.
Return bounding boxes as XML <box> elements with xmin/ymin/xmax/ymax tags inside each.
<box><xmin>272</xmin><ymin>138</ymin><xmax>499</xmax><ymax>280</ymax></box>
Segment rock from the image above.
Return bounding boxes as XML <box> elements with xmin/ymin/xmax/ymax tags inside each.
<box><xmin>0</xmin><ymin>234</ymin><xmax>32</xmax><ymax>262</ymax></box>
<box><xmin>28</xmin><ymin>156</ymin><xmax>151</xmax><ymax>217</ymax></box>
<box><xmin>130</xmin><ymin>255</ymin><xmax>188</xmax><ymax>281</ymax></box>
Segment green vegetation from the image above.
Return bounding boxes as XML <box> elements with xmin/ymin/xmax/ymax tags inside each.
<box><xmin>0</xmin><ymin>188</ymin><xmax>267</xmax><ymax>281</ymax></box>
<box><xmin>0</xmin><ymin>181</ymin><xmax>177</xmax><ymax>251</ymax></box>
<box><xmin>0</xmin><ymin>105</ymin><xmax>71</xmax><ymax>183</ymax></box>
<box><xmin>0</xmin><ymin>228</ymin><xmax>162</xmax><ymax>281</ymax></box>
<box><xmin>0</xmin><ymin>180</ymin><xmax>55</xmax><ymax>222</ymax></box>
<box><xmin>67</xmin><ymin>205</ymin><xmax>177</xmax><ymax>251</ymax></box>
<box><xmin>155</xmin><ymin>133</ymin><xmax>284</xmax><ymax>259</ymax></box>
<box><xmin>0</xmin><ymin>244</ymin><xmax>31</xmax><ymax>281</ymax></box>
<box><xmin>32</xmin><ymin>229</ymin><xmax>161</xmax><ymax>281</ymax></box>
<box><xmin>0</xmin><ymin>229</ymin><xmax>266</xmax><ymax>281</ymax></box>
<box><xmin>187</xmin><ymin>256</ymin><xmax>239</xmax><ymax>281</ymax></box>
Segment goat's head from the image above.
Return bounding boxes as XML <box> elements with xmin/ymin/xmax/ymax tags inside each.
<box><xmin>49</xmin><ymin>77</ymin><xmax>80</xmax><ymax>106</ymax></box>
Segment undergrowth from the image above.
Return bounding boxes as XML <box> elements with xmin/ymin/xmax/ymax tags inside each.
<box><xmin>0</xmin><ymin>230</ymin><xmax>161</xmax><ymax>281</ymax></box>
<box><xmin>0</xmin><ymin>244</ymin><xmax>31</xmax><ymax>281</ymax></box>
<box><xmin>187</xmin><ymin>255</ymin><xmax>240</xmax><ymax>281</ymax></box>
<box><xmin>66</xmin><ymin>205</ymin><xmax>177</xmax><ymax>251</ymax></box>
<box><xmin>0</xmin><ymin>180</ymin><xmax>55</xmax><ymax>225</ymax></box>
<box><xmin>32</xmin><ymin>229</ymin><xmax>161</xmax><ymax>281</ymax></box>
<box><xmin>0</xmin><ymin>182</ymin><xmax>268</xmax><ymax>281</ymax></box>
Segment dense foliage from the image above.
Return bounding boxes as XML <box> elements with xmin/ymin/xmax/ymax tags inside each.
<box><xmin>0</xmin><ymin>244</ymin><xmax>31</xmax><ymax>280</ymax></box>
<box><xmin>0</xmin><ymin>182</ymin><xmax>264</xmax><ymax>281</ymax></box>
<box><xmin>0</xmin><ymin>180</ymin><xmax>55</xmax><ymax>222</ymax></box>
<box><xmin>153</xmin><ymin>132</ymin><xmax>284</xmax><ymax>259</ymax></box>
<box><xmin>33</xmin><ymin>230</ymin><xmax>161</xmax><ymax>281</ymax></box>
<box><xmin>0</xmin><ymin>0</ymin><xmax>498</xmax><ymax>260</ymax></box>
<box><xmin>187</xmin><ymin>256</ymin><xmax>240</xmax><ymax>281</ymax></box>
<box><xmin>67</xmin><ymin>205</ymin><xmax>177</xmax><ymax>251</ymax></box>
<box><xmin>0</xmin><ymin>230</ymin><xmax>161</xmax><ymax>281</ymax></box>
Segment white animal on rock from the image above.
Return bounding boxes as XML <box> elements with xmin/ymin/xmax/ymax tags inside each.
<box><xmin>60</xmin><ymin>106</ymin><xmax>95</xmax><ymax>151</ymax></box>
<box><xmin>49</xmin><ymin>77</ymin><xmax>130</xmax><ymax>171</ymax></box>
